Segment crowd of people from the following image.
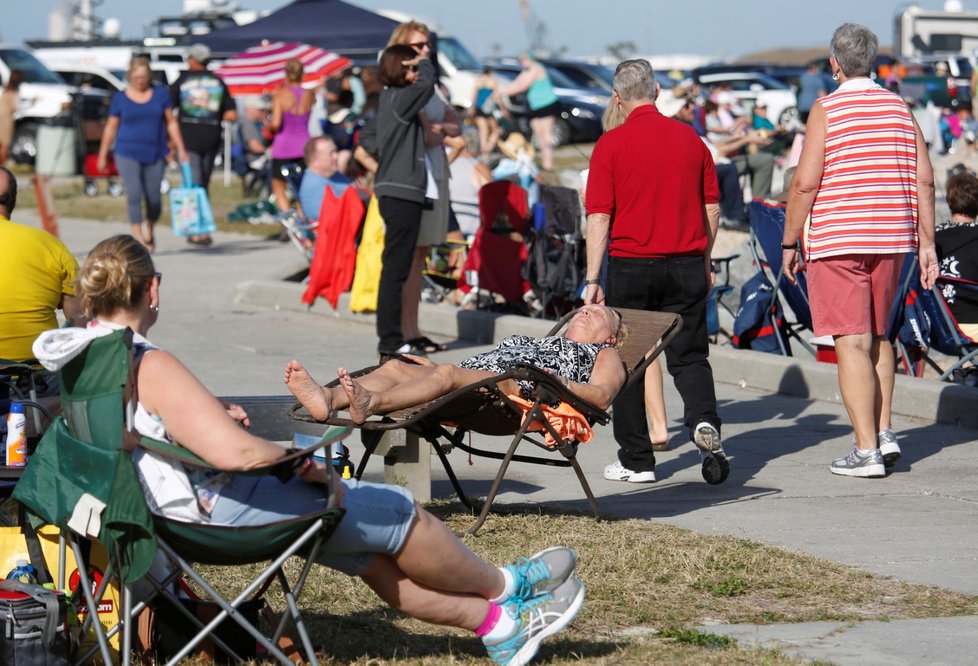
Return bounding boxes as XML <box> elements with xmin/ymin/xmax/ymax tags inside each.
<box><xmin>5</xmin><ymin>17</ymin><xmax>978</xmax><ymax>665</ymax></box>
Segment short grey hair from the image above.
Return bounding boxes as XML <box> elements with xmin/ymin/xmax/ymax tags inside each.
<box><xmin>613</xmin><ymin>59</ymin><xmax>656</xmax><ymax>102</ymax></box>
<box><xmin>830</xmin><ymin>23</ymin><xmax>878</xmax><ymax>77</ymax></box>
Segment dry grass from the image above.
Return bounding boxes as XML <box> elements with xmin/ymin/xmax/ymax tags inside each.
<box><xmin>14</xmin><ymin>169</ymin><xmax>280</xmax><ymax>239</ymax></box>
<box><xmin>185</xmin><ymin>503</ymin><xmax>977</xmax><ymax>665</ymax></box>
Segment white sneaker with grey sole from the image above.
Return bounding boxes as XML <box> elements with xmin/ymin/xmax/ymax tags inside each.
<box><xmin>878</xmin><ymin>429</ymin><xmax>901</xmax><ymax>467</ymax></box>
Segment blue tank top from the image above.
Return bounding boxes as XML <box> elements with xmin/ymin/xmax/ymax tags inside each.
<box><xmin>527</xmin><ymin>76</ymin><xmax>558</xmax><ymax>111</ymax></box>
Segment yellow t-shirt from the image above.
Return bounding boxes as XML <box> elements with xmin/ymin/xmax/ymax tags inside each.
<box><xmin>0</xmin><ymin>216</ymin><xmax>78</xmax><ymax>361</ymax></box>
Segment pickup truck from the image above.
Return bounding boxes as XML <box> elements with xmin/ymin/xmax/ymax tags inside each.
<box><xmin>899</xmin><ymin>55</ymin><xmax>973</xmax><ymax>108</ymax></box>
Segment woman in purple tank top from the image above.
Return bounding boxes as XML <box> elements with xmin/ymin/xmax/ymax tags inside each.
<box><xmin>269</xmin><ymin>59</ymin><xmax>314</xmax><ymax>212</ymax></box>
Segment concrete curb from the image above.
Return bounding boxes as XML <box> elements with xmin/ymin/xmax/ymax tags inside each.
<box><xmin>233</xmin><ymin>279</ymin><xmax>978</xmax><ymax>429</ymax></box>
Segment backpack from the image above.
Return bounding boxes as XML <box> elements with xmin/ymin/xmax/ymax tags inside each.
<box><xmin>733</xmin><ymin>271</ymin><xmax>789</xmax><ymax>354</ymax></box>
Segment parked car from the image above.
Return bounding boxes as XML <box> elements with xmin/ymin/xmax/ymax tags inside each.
<box><xmin>693</xmin><ymin>69</ymin><xmax>800</xmax><ymax>129</ymax></box>
<box><xmin>46</xmin><ymin>64</ymin><xmax>126</xmax><ymax>92</ymax></box>
<box><xmin>0</xmin><ymin>45</ymin><xmax>75</xmax><ymax>164</ymax></box>
<box><xmin>901</xmin><ymin>54</ymin><xmax>973</xmax><ymax>107</ymax></box>
<box><xmin>489</xmin><ymin>61</ymin><xmax>607</xmax><ymax>146</ymax></box>
<box><xmin>543</xmin><ymin>59</ymin><xmax>681</xmax><ymax>96</ymax></box>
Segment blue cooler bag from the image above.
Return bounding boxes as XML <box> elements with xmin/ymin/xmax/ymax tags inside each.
<box><xmin>169</xmin><ymin>162</ymin><xmax>216</xmax><ymax>237</ymax></box>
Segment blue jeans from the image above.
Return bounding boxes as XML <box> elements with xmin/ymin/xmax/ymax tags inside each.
<box><xmin>606</xmin><ymin>254</ymin><xmax>721</xmax><ymax>472</ymax></box>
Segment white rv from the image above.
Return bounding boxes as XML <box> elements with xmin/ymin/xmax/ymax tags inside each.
<box><xmin>895</xmin><ymin>2</ymin><xmax>978</xmax><ymax>59</ymax></box>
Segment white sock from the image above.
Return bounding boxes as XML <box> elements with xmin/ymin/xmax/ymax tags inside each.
<box><xmin>481</xmin><ymin>605</ymin><xmax>518</xmax><ymax>642</ymax></box>
<box><xmin>489</xmin><ymin>567</ymin><xmax>516</xmax><ymax>604</ymax></box>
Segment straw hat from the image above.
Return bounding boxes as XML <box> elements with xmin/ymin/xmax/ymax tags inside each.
<box><xmin>497</xmin><ymin>132</ymin><xmax>536</xmax><ymax>161</ymax></box>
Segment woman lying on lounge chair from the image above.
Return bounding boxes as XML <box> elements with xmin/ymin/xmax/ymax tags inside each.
<box><xmin>285</xmin><ymin>303</ymin><xmax>628</xmax><ymax>425</ymax></box>
<box><xmin>32</xmin><ymin>235</ymin><xmax>583</xmax><ymax>666</ymax></box>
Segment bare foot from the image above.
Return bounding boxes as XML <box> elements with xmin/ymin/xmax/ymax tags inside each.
<box><xmin>284</xmin><ymin>360</ymin><xmax>331</xmax><ymax>421</ymax></box>
<box><xmin>338</xmin><ymin>367</ymin><xmax>374</xmax><ymax>424</ymax></box>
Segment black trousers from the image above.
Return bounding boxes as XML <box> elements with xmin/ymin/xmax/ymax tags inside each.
<box><xmin>606</xmin><ymin>254</ymin><xmax>721</xmax><ymax>472</ymax></box>
<box><xmin>377</xmin><ymin>197</ymin><xmax>423</xmax><ymax>353</ymax></box>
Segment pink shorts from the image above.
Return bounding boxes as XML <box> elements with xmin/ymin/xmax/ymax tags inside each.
<box><xmin>808</xmin><ymin>254</ymin><xmax>906</xmax><ymax>337</ymax></box>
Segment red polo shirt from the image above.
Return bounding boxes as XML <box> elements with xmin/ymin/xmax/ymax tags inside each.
<box><xmin>585</xmin><ymin>104</ymin><xmax>719</xmax><ymax>258</ymax></box>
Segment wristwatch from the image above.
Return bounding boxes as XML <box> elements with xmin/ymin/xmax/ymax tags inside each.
<box><xmin>583</xmin><ymin>278</ymin><xmax>602</xmax><ymax>286</ymax></box>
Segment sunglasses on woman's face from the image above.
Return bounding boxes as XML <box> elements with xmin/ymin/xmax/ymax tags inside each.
<box><xmin>408</xmin><ymin>41</ymin><xmax>429</xmax><ymax>50</ymax></box>
<box><xmin>405</xmin><ymin>65</ymin><xmax>419</xmax><ymax>73</ymax></box>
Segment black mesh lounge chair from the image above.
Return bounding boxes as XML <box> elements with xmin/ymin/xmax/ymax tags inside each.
<box><xmin>291</xmin><ymin>308</ymin><xmax>682</xmax><ymax>534</ymax></box>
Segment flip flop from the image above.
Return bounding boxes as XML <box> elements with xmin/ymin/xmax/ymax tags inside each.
<box><xmin>407</xmin><ymin>336</ymin><xmax>449</xmax><ymax>353</ymax></box>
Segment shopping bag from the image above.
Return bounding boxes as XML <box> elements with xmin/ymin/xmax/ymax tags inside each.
<box><xmin>169</xmin><ymin>162</ymin><xmax>216</xmax><ymax>237</ymax></box>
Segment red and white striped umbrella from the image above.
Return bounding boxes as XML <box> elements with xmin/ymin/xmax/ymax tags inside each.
<box><xmin>216</xmin><ymin>41</ymin><xmax>351</xmax><ymax>96</ymax></box>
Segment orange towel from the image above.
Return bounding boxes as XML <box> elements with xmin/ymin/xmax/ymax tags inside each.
<box><xmin>508</xmin><ymin>394</ymin><xmax>593</xmax><ymax>449</ymax></box>
<box><xmin>302</xmin><ymin>187</ymin><xmax>366</xmax><ymax>309</ymax></box>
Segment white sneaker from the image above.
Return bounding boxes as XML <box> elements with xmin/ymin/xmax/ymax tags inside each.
<box><xmin>603</xmin><ymin>460</ymin><xmax>656</xmax><ymax>483</ymax></box>
<box><xmin>878</xmin><ymin>429</ymin><xmax>901</xmax><ymax>468</ymax></box>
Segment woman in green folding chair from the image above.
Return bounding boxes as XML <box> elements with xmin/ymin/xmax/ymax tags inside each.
<box><xmin>31</xmin><ymin>235</ymin><xmax>583</xmax><ymax>666</ymax></box>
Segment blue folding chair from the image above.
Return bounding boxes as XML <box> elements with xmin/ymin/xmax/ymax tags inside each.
<box><xmin>747</xmin><ymin>199</ymin><xmax>815</xmax><ymax>356</ymax></box>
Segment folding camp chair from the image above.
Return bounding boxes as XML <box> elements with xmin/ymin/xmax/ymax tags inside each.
<box><xmin>13</xmin><ymin>329</ymin><xmax>348</xmax><ymax>665</ymax></box>
<box><xmin>747</xmin><ymin>199</ymin><xmax>816</xmax><ymax>356</ymax></box>
<box><xmin>292</xmin><ymin>308</ymin><xmax>683</xmax><ymax>534</ymax></box>
<box><xmin>523</xmin><ymin>184</ymin><xmax>586</xmax><ymax>319</ymax></box>
<box><xmin>457</xmin><ymin>180</ymin><xmax>531</xmax><ymax>310</ymax></box>
<box><xmin>707</xmin><ymin>254</ymin><xmax>739</xmax><ymax>343</ymax></box>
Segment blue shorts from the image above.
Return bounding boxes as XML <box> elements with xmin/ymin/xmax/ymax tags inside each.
<box><xmin>209</xmin><ymin>475</ymin><xmax>416</xmax><ymax>576</ymax></box>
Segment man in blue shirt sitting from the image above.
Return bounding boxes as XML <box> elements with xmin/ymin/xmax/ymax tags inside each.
<box><xmin>298</xmin><ymin>136</ymin><xmax>353</xmax><ymax>221</ymax></box>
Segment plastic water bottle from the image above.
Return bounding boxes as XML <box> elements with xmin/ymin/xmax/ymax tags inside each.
<box><xmin>5</xmin><ymin>401</ymin><xmax>27</xmax><ymax>467</ymax></box>
<box><xmin>331</xmin><ymin>441</ymin><xmax>354</xmax><ymax>479</ymax></box>
<box><xmin>6</xmin><ymin>559</ymin><xmax>38</xmax><ymax>584</ymax></box>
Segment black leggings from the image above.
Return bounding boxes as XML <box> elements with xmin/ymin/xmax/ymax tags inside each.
<box><xmin>377</xmin><ymin>197</ymin><xmax>423</xmax><ymax>353</ymax></box>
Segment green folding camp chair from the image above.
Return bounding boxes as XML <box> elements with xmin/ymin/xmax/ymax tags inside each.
<box><xmin>13</xmin><ymin>328</ymin><xmax>348</xmax><ymax>665</ymax></box>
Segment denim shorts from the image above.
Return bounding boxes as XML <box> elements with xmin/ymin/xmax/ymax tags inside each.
<box><xmin>208</xmin><ymin>475</ymin><xmax>416</xmax><ymax>576</ymax></box>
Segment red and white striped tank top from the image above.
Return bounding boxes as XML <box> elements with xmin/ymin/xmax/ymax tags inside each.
<box><xmin>808</xmin><ymin>78</ymin><xmax>919</xmax><ymax>260</ymax></box>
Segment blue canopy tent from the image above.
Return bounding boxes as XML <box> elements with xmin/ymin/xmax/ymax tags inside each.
<box><xmin>199</xmin><ymin>0</ymin><xmax>401</xmax><ymax>58</ymax></box>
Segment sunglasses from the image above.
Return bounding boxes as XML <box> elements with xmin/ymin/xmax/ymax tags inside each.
<box><xmin>405</xmin><ymin>64</ymin><xmax>419</xmax><ymax>73</ymax></box>
<box><xmin>408</xmin><ymin>41</ymin><xmax>430</xmax><ymax>50</ymax></box>
<box><xmin>154</xmin><ymin>271</ymin><xmax>163</xmax><ymax>285</ymax></box>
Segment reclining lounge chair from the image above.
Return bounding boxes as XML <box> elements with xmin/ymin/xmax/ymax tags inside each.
<box><xmin>13</xmin><ymin>328</ymin><xmax>349</xmax><ymax>665</ymax></box>
<box><xmin>292</xmin><ymin>308</ymin><xmax>682</xmax><ymax>534</ymax></box>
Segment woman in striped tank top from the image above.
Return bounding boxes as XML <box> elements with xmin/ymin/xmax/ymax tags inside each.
<box><xmin>782</xmin><ymin>23</ymin><xmax>939</xmax><ymax>480</ymax></box>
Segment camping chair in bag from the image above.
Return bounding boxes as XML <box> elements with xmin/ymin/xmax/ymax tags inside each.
<box><xmin>291</xmin><ymin>308</ymin><xmax>683</xmax><ymax>534</ymax></box>
<box><xmin>457</xmin><ymin>181</ymin><xmax>531</xmax><ymax>311</ymax></box>
<box><xmin>747</xmin><ymin>199</ymin><xmax>816</xmax><ymax>356</ymax></box>
<box><xmin>706</xmin><ymin>254</ymin><xmax>739</xmax><ymax>343</ymax></box>
<box><xmin>12</xmin><ymin>328</ymin><xmax>349</xmax><ymax>665</ymax></box>
<box><xmin>522</xmin><ymin>184</ymin><xmax>586</xmax><ymax>319</ymax></box>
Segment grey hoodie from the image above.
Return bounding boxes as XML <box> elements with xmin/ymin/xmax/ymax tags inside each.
<box><xmin>358</xmin><ymin>59</ymin><xmax>435</xmax><ymax>203</ymax></box>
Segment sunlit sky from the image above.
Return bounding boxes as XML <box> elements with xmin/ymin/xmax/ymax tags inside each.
<box><xmin>1</xmin><ymin>1</ymin><xmax>968</xmax><ymax>60</ymax></box>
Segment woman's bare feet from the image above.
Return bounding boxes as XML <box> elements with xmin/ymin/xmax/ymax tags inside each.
<box><xmin>338</xmin><ymin>367</ymin><xmax>374</xmax><ymax>424</ymax></box>
<box><xmin>284</xmin><ymin>360</ymin><xmax>332</xmax><ymax>421</ymax></box>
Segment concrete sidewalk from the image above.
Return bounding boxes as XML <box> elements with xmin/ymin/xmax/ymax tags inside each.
<box><xmin>21</xmin><ymin>211</ymin><xmax>978</xmax><ymax>665</ymax></box>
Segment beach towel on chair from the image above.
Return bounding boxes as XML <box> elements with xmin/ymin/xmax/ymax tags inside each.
<box><xmin>349</xmin><ymin>196</ymin><xmax>384</xmax><ymax>313</ymax></box>
<box><xmin>302</xmin><ymin>188</ymin><xmax>366</xmax><ymax>308</ymax></box>
<box><xmin>508</xmin><ymin>394</ymin><xmax>593</xmax><ymax>448</ymax></box>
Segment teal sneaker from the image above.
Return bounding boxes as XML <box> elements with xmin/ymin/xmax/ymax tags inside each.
<box><xmin>502</xmin><ymin>547</ymin><xmax>576</xmax><ymax>603</ymax></box>
<box><xmin>484</xmin><ymin>576</ymin><xmax>585</xmax><ymax>666</ymax></box>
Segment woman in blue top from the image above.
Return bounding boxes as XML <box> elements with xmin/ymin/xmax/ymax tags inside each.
<box><xmin>500</xmin><ymin>53</ymin><xmax>560</xmax><ymax>171</ymax></box>
<box><xmin>98</xmin><ymin>59</ymin><xmax>188</xmax><ymax>252</ymax></box>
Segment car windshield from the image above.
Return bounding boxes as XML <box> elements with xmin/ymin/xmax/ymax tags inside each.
<box><xmin>553</xmin><ymin>64</ymin><xmax>606</xmax><ymax>90</ymax></box>
<box><xmin>438</xmin><ymin>37</ymin><xmax>482</xmax><ymax>71</ymax></box>
<box><xmin>542</xmin><ymin>66</ymin><xmax>579</xmax><ymax>89</ymax></box>
<box><xmin>704</xmin><ymin>73</ymin><xmax>788</xmax><ymax>91</ymax></box>
<box><xmin>0</xmin><ymin>49</ymin><xmax>64</xmax><ymax>84</ymax></box>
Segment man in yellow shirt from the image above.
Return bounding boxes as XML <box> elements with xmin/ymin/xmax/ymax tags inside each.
<box><xmin>0</xmin><ymin>166</ymin><xmax>82</xmax><ymax>362</ymax></box>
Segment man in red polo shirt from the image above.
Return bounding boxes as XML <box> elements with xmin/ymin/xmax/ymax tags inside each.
<box><xmin>584</xmin><ymin>59</ymin><xmax>728</xmax><ymax>486</ymax></box>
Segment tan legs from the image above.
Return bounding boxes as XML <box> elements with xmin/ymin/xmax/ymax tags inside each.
<box><xmin>359</xmin><ymin>506</ymin><xmax>503</xmax><ymax>629</ymax></box>
<box><xmin>835</xmin><ymin>333</ymin><xmax>888</xmax><ymax>450</ymax></box>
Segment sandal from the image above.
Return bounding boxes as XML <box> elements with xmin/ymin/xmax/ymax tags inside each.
<box><xmin>407</xmin><ymin>336</ymin><xmax>449</xmax><ymax>353</ymax></box>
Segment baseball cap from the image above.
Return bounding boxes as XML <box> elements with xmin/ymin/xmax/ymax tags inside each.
<box><xmin>188</xmin><ymin>43</ymin><xmax>211</xmax><ymax>64</ymax></box>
